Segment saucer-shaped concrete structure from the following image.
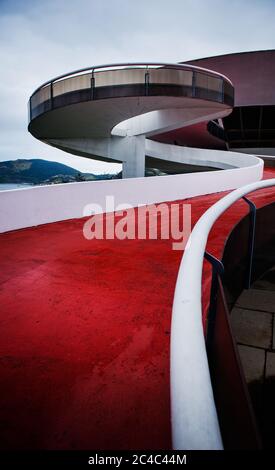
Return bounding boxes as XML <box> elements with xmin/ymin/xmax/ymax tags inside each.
<box><xmin>28</xmin><ymin>63</ymin><xmax>234</xmax><ymax>178</ymax></box>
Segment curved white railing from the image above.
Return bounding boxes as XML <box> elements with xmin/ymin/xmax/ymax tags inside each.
<box><xmin>170</xmin><ymin>178</ymin><xmax>275</xmax><ymax>450</ymax></box>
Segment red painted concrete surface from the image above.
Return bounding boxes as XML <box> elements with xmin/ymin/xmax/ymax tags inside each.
<box><xmin>0</xmin><ymin>167</ymin><xmax>275</xmax><ymax>450</ymax></box>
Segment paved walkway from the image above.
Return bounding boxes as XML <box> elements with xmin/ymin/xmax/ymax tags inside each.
<box><xmin>0</xmin><ymin>167</ymin><xmax>275</xmax><ymax>450</ymax></box>
<box><xmin>231</xmin><ymin>267</ymin><xmax>275</xmax><ymax>448</ymax></box>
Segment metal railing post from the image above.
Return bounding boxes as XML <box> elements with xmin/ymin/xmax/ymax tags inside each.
<box><xmin>50</xmin><ymin>82</ymin><xmax>53</xmax><ymax>110</ymax></box>
<box><xmin>91</xmin><ymin>70</ymin><xmax>95</xmax><ymax>100</ymax></box>
<box><xmin>29</xmin><ymin>99</ymin><xmax>32</xmax><ymax>121</ymax></box>
<box><xmin>242</xmin><ymin>196</ymin><xmax>257</xmax><ymax>288</ymax></box>
<box><xmin>192</xmin><ymin>71</ymin><xmax>196</xmax><ymax>98</ymax></box>
<box><xmin>204</xmin><ymin>251</ymin><xmax>224</xmax><ymax>350</ymax></box>
<box><xmin>221</xmin><ymin>78</ymin><xmax>224</xmax><ymax>103</ymax></box>
<box><xmin>145</xmin><ymin>67</ymin><xmax>149</xmax><ymax>96</ymax></box>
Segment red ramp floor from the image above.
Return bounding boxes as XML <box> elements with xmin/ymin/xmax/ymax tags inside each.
<box><xmin>0</xmin><ymin>167</ymin><xmax>275</xmax><ymax>450</ymax></box>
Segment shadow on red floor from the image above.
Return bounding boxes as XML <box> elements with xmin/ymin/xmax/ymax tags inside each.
<box><xmin>0</xmin><ymin>167</ymin><xmax>275</xmax><ymax>450</ymax></box>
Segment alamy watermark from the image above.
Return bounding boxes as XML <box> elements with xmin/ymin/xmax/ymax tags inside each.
<box><xmin>83</xmin><ymin>196</ymin><xmax>191</xmax><ymax>250</ymax></box>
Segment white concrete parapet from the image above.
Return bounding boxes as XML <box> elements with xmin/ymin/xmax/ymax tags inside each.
<box><xmin>0</xmin><ymin>150</ymin><xmax>263</xmax><ymax>233</ymax></box>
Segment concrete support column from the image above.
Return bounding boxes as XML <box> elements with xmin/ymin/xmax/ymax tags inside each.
<box><xmin>47</xmin><ymin>134</ymin><xmax>146</xmax><ymax>179</ymax></box>
<box><xmin>122</xmin><ymin>135</ymin><xmax>145</xmax><ymax>178</ymax></box>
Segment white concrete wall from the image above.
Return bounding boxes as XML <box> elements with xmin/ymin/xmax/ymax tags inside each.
<box><xmin>0</xmin><ymin>151</ymin><xmax>263</xmax><ymax>233</ymax></box>
<box><xmin>145</xmin><ymin>140</ymin><xmax>262</xmax><ymax>170</ymax></box>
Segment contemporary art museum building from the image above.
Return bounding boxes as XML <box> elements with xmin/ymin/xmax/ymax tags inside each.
<box><xmin>1</xmin><ymin>50</ymin><xmax>275</xmax><ymax>451</ymax></box>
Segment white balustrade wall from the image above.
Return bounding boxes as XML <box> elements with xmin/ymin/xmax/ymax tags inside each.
<box><xmin>0</xmin><ymin>148</ymin><xmax>263</xmax><ymax>233</ymax></box>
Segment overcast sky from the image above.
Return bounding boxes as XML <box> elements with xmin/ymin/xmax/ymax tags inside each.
<box><xmin>1</xmin><ymin>0</ymin><xmax>275</xmax><ymax>173</ymax></box>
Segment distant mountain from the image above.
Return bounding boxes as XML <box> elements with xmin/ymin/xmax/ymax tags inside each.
<box><xmin>0</xmin><ymin>158</ymin><xmax>169</xmax><ymax>186</ymax></box>
<box><xmin>0</xmin><ymin>159</ymin><xmax>119</xmax><ymax>184</ymax></box>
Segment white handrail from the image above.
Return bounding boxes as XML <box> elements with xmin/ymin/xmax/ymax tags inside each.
<box><xmin>170</xmin><ymin>178</ymin><xmax>275</xmax><ymax>450</ymax></box>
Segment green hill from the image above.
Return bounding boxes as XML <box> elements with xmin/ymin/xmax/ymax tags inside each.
<box><xmin>0</xmin><ymin>159</ymin><xmax>117</xmax><ymax>184</ymax></box>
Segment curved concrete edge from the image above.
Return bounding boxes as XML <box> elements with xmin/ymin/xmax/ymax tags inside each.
<box><xmin>170</xmin><ymin>178</ymin><xmax>275</xmax><ymax>450</ymax></box>
<box><xmin>145</xmin><ymin>140</ymin><xmax>263</xmax><ymax>170</ymax></box>
<box><xmin>0</xmin><ymin>153</ymin><xmax>263</xmax><ymax>233</ymax></box>
<box><xmin>112</xmin><ymin>107</ymin><xmax>232</xmax><ymax>138</ymax></box>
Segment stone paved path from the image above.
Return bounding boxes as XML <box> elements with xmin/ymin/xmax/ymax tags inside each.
<box><xmin>231</xmin><ymin>267</ymin><xmax>275</xmax><ymax>448</ymax></box>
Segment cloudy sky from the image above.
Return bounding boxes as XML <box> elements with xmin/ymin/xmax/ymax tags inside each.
<box><xmin>1</xmin><ymin>0</ymin><xmax>275</xmax><ymax>173</ymax></box>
